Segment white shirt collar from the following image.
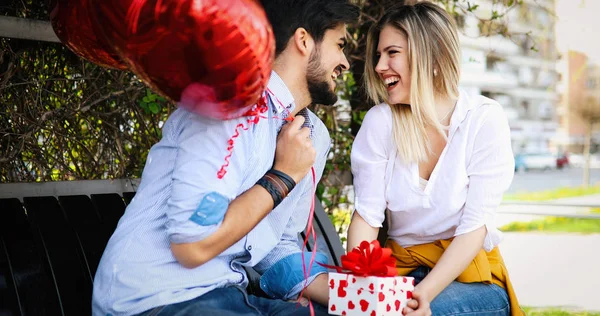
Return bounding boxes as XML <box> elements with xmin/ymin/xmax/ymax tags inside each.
<box><xmin>266</xmin><ymin>71</ymin><xmax>296</xmax><ymax>114</ymax></box>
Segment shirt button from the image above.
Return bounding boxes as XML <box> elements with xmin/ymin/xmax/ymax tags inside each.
<box><xmin>247</xmin><ymin>245</ymin><xmax>252</xmax><ymax>251</ymax></box>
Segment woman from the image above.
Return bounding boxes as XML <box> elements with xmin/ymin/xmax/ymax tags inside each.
<box><xmin>348</xmin><ymin>2</ymin><xmax>522</xmax><ymax>315</ymax></box>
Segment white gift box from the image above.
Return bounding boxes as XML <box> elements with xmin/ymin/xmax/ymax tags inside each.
<box><xmin>328</xmin><ymin>272</ymin><xmax>414</xmax><ymax>316</ymax></box>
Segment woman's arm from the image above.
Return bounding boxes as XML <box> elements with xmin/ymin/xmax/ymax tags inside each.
<box><xmin>404</xmin><ymin>226</ymin><xmax>486</xmax><ymax>316</ymax></box>
<box><xmin>418</xmin><ymin>226</ymin><xmax>486</xmax><ymax>297</ymax></box>
<box><xmin>346</xmin><ymin>211</ymin><xmax>380</xmax><ymax>252</ymax></box>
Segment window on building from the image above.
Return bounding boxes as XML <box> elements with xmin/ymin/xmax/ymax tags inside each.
<box><xmin>486</xmin><ymin>56</ymin><xmax>504</xmax><ymax>71</ymax></box>
<box><xmin>521</xmin><ymin>101</ymin><xmax>530</xmax><ymax>117</ymax></box>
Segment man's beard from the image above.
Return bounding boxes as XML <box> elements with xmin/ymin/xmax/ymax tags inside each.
<box><xmin>306</xmin><ymin>48</ymin><xmax>338</xmax><ymax>106</ymax></box>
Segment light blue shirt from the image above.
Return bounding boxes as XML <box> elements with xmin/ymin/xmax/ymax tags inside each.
<box><xmin>92</xmin><ymin>72</ymin><xmax>331</xmax><ymax>316</ymax></box>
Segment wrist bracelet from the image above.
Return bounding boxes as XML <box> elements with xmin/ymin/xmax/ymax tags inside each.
<box><xmin>257</xmin><ymin>177</ymin><xmax>284</xmax><ymax>208</ymax></box>
<box><xmin>268</xmin><ymin>169</ymin><xmax>296</xmax><ymax>192</ymax></box>
<box><xmin>264</xmin><ymin>173</ymin><xmax>289</xmax><ymax>197</ymax></box>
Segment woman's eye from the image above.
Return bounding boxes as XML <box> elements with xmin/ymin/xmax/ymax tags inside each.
<box><xmin>388</xmin><ymin>50</ymin><xmax>399</xmax><ymax>56</ymax></box>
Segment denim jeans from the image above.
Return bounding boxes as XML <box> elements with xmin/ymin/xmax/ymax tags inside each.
<box><xmin>137</xmin><ymin>286</ymin><xmax>330</xmax><ymax>316</ymax></box>
<box><xmin>409</xmin><ymin>266</ymin><xmax>510</xmax><ymax>315</ymax></box>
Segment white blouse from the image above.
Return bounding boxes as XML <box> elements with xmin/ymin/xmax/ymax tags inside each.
<box><xmin>351</xmin><ymin>90</ymin><xmax>515</xmax><ymax>251</ymax></box>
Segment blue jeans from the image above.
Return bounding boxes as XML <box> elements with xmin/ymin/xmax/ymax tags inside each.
<box><xmin>137</xmin><ymin>286</ymin><xmax>329</xmax><ymax>316</ymax></box>
<box><xmin>409</xmin><ymin>266</ymin><xmax>510</xmax><ymax>315</ymax></box>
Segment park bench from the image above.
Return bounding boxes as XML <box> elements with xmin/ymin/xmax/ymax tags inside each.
<box><xmin>0</xmin><ymin>179</ymin><xmax>346</xmax><ymax>316</ymax></box>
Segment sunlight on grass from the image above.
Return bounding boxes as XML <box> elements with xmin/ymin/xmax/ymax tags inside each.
<box><xmin>500</xmin><ymin>216</ymin><xmax>600</xmax><ymax>233</ymax></box>
<box><xmin>524</xmin><ymin>306</ymin><xmax>600</xmax><ymax>315</ymax></box>
<box><xmin>504</xmin><ymin>185</ymin><xmax>600</xmax><ymax>202</ymax></box>
<box><xmin>501</xmin><ymin>186</ymin><xmax>600</xmax><ymax>233</ymax></box>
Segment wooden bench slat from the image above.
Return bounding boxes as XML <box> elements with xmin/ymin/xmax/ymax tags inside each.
<box><xmin>122</xmin><ymin>192</ymin><xmax>136</xmax><ymax>206</ymax></box>
<box><xmin>58</xmin><ymin>195</ymin><xmax>110</xmax><ymax>280</ymax></box>
<box><xmin>23</xmin><ymin>197</ymin><xmax>92</xmax><ymax>316</ymax></box>
<box><xmin>0</xmin><ymin>198</ymin><xmax>62</xmax><ymax>315</ymax></box>
<box><xmin>0</xmin><ymin>237</ymin><xmax>21</xmax><ymax>316</ymax></box>
<box><xmin>90</xmin><ymin>194</ymin><xmax>126</xmax><ymax>235</ymax></box>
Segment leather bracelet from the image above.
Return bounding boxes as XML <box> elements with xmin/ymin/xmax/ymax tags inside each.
<box><xmin>264</xmin><ymin>173</ymin><xmax>289</xmax><ymax>197</ymax></box>
<box><xmin>257</xmin><ymin>177</ymin><xmax>284</xmax><ymax>208</ymax></box>
<box><xmin>268</xmin><ymin>169</ymin><xmax>296</xmax><ymax>192</ymax></box>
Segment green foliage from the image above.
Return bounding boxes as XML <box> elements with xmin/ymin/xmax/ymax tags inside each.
<box><xmin>328</xmin><ymin>208</ymin><xmax>352</xmax><ymax>246</ymax></box>
<box><xmin>0</xmin><ymin>38</ymin><xmax>175</xmax><ymax>182</ymax></box>
<box><xmin>139</xmin><ymin>89</ymin><xmax>168</xmax><ymax>115</ymax></box>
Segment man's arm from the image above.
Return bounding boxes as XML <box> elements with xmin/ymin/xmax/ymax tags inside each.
<box><xmin>251</xmin><ymin>188</ymin><xmax>330</xmax><ymax>306</ymax></box>
<box><xmin>252</xmin><ymin>119</ymin><xmax>331</xmax><ymax>305</ymax></box>
<box><xmin>171</xmin><ymin>115</ymin><xmax>315</xmax><ymax>268</ymax></box>
<box><xmin>171</xmin><ymin>185</ymin><xmax>274</xmax><ymax>268</ymax></box>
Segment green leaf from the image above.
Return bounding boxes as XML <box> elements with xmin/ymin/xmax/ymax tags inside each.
<box><xmin>149</xmin><ymin>102</ymin><xmax>160</xmax><ymax>114</ymax></box>
<box><xmin>467</xmin><ymin>2</ymin><xmax>479</xmax><ymax>11</ymax></box>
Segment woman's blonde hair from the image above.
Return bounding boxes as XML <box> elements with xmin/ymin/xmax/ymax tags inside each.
<box><xmin>364</xmin><ymin>1</ymin><xmax>461</xmax><ymax>163</ymax></box>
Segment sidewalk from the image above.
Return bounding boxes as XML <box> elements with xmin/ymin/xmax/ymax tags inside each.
<box><xmin>495</xmin><ymin>194</ymin><xmax>600</xmax><ymax>311</ymax></box>
<box><xmin>495</xmin><ymin>194</ymin><xmax>600</xmax><ymax>228</ymax></box>
<box><xmin>499</xmin><ymin>232</ymin><xmax>600</xmax><ymax>311</ymax></box>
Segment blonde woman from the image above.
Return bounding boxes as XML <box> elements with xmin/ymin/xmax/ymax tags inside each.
<box><xmin>348</xmin><ymin>2</ymin><xmax>523</xmax><ymax>316</ymax></box>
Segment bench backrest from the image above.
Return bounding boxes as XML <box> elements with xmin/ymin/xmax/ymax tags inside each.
<box><xmin>0</xmin><ymin>179</ymin><xmax>344</xmax><ymax>316</ymax></box>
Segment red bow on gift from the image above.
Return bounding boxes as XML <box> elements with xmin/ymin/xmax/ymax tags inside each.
<box><xmin>321</xmin><ymin>240</ymin><xmax>397</xmax><ymax>277</ymax></box>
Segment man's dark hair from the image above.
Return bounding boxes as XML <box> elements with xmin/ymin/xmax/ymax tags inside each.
<box><xmin>260</xmin><ymin>0</ymin><xmax>360</xmax><ymax>56</ymax></box>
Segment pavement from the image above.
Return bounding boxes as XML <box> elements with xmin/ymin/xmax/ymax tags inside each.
<box><xmin>495</xmin><ymin>194</ymin><xmax>600</xmax><ymax>228</ymax></box>
<box><xmin>494</xmin><ymin>194</ymin><xmax>600</xmax><ymax>311</ymax></box>
<box><xmin>499</xmin><ymin>232</ymin><xmax>600</xmax><ymax>311</ymax></box>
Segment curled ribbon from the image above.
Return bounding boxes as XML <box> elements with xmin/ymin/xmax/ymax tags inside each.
<box><xmin>216</xmin><ymin>96</ymin><xmax>268</xmax><ymax>179</ymax></box>
<box><xmin>321</xmin><ymin>240</ymin><xmax>397</xmax><ymax>277</ymax></box>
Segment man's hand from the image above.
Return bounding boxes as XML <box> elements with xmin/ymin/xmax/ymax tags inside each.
<box><xmin>403</xmin><ymin>288</ymin><xmax>432</xmax><ymax>316</ymax></box>
<box><xmin>273</xmin><ymin>115</ymin><xmax>316</xmax><ymax>183</ymax></box>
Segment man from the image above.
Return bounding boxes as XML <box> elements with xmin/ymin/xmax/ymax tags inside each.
<box><xmin>92</xmin><ymin>0</ymin><xmax>359</xmax><ymax>315</ymax></box>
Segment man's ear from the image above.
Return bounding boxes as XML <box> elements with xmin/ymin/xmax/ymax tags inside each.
<box><xmin>292</xmin><ymin>27</ymin><xmax>314</xmax><ymax>57</ymax></box>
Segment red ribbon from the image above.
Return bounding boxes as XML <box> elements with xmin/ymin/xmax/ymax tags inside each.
<box><xmin>321</xmin><ymin>240</ymin><xmax>397</xmax><ymax>277</ymax></box>
<box><xmin>217</xmin><ymin>91</ymin><xmax>294</xmax><ymax>179</ymax></box>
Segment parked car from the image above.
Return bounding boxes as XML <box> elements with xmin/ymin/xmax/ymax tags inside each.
<box><xmin>556</xmin><ymin>153</ymin><xmax>569</xmax><ymax>169</ymax></box>
<box><xmin>514</xmin><ymin>153</ymin><xmax>556</xmax><ymax>172</ymax></box>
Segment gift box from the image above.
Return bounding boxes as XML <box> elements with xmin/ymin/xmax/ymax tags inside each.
<box><xmin>328</xmin><ymin>273</ymin><xmax>414</xmax><ymax>316</ymax></box>
<box><xmin>323</xmin><ymin>240</ymin><xmax>415</xmax><ymax>316</ymax></box>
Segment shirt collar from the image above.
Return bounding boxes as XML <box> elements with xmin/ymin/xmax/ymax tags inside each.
<box><xmin>266</xmin><ymin>71</ymin><xmax>296</xmax><ymax>115</ymax></box>
<box><xmin>450</xmin><ymin>88</ymin><xmax>476</xmax><ymax>129</ymax></box>
<box><xmin>265</xmin><ymin>71</ymin><xmax>315</xmax><ymax>138</ymax></box>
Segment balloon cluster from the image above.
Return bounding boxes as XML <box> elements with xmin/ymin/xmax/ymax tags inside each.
<box><xmin>50</xmin><ymin>0</ymin><xmax>275</xmax><ymax>119</ymax></box>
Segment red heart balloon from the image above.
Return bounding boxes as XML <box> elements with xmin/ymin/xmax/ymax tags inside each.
<box><xmin>90</xmin><ymin>0</ymin><xmax>275</xmax><ymax>119</ymax></box>
<box><xmin>49</xmin><ymin>0</ymin><xmax>127</xmax><ymax>70</ymax></box>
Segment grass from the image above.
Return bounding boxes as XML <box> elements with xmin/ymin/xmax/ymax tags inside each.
<box><xmin>504</xmin><ymin>185</ymin><xmax>600</xmax><ymax>202</ymax></box>
<box><xmin>523</xmin><ymin>307</ymin><xmax>600</xmax><ymax>315</ymax></box>
<box><xmin>500</xmin><ymin>185</ymin><xmax>600</xmax><ymax>233</ymax></box>
<box><xmin>500</xmin><ymin>214</ymin><xmax>600</xmax><ymax>233</ymax></box>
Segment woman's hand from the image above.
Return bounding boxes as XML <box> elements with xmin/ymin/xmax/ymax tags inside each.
<box><xmin>403</xmin><ymin>288</ymin><xmax>432</xmax><ymax>316</ymax></box>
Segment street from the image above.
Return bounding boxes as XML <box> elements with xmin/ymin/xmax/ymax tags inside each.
<box><xmin>507</xmin><ymin>167</ymin><xmax>600</xmax><ymax>194</ymax></box>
